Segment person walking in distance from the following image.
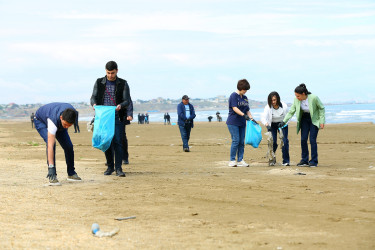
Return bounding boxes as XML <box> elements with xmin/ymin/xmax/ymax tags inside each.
<box><xmin>177</xmin><ymin>95</ymin><xmax>196</xmax><ymax>152</ymax></box>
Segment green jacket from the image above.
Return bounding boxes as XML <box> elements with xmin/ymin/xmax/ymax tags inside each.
<box><xmin>283</xmin><ymin>94</ymin><xmax>325</xmax><ymax>134</ymax></box>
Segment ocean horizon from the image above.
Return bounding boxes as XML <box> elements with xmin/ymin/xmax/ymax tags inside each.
<box><xmin>79</xmin><ymin>103</ymin><xmax>375</xmax><ymax>125</ymax></box>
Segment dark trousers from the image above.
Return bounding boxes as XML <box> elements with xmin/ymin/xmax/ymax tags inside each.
<box><xmin>300</xmin><ymin>112</ymin><xmax>319</xmax><ymax>165</ymax></box>
<box><xmin>122</xmin><ymin>124</ymin><xmax>129</xmax><ymax>161</ymax></box>
<box><xmin>105</xmin><ymin>115</ymin><xmax>124</xmax><ymax>170</ymax></box>
<box><xmin>34</xmin><ymin>119</ymin><xmax>76</xmax><ymax>176</ymax></box>
<box><xmin>271</xmin><ymin>122</ymin><xmax>290</xmax><ymax>164</ymax></box>
<box><xmin>179</xmin><ymin>123</ymin><xmax>192</xmax><ymax>149</ymax></box>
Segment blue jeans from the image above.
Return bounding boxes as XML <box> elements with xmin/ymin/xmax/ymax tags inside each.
<box><xmin>179</xmin><ymin>123</ymin><xmax>192</xmax><ymax>149</ymax></box>
<box><xmin>227</xmin><ymin>124</ymin><xmax>246</xmax><ymax>161</ymax></box>
<box><xmin>105</xmin><ymin>114</ymin><xmax>124</xmax><ymax>169</ymax></box>
<box><xmin>300</xmin><ymin>112</ymin><xmax>319</xmax><ymax>165</ymax></box>
<box><xmin>34</xmin><ymin>119</ymin><xmax>76</xmax><ymax>176</ymax></box>
<box><xmin>271</xmin><ymin>122</ymin><xmax>290</xmax><ymax>164</ymax></box>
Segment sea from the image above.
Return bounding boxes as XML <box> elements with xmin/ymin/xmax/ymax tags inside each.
<box><xmin>80</xmin><ymin>103</ymin><xmax>375</xmax><ymax>124</ymax></box>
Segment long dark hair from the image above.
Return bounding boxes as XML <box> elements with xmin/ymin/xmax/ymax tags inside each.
<box><xmin>267</xmin><ymin>91</ymin><xmax>283</xmax><ymax>108</ymax></box>
<box><xmin>295</xmin><ymin>83</ymin><xmax>311</xmax><ymax>95</ymax></box>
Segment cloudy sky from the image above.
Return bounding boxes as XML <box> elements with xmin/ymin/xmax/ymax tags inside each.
<box><xmin>1</xmin><ymin>0</ymin><xmax>374</xmax><ymax>104</ymax></box>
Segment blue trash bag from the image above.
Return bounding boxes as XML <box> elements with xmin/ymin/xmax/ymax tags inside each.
<box><xmin>92</xmin><ymin>106</ymin><xmax>116</xmax><ymax>152</ymax></box>
<box><xmin>245</xmin><ymin>120</ymin><xmax>262</xmax><ymax>148</ymax></box>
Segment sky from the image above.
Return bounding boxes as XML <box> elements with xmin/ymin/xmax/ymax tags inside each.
<box><xmin>0</xmin><ymin>0</ymin><xmax>374</xmax><ymax>104</ymax></box>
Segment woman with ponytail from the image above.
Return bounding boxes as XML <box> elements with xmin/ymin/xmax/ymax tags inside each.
<box><xmin>279</xmin><ymin>84</ymin><xmax>325</xmax><ymax>167</ymax></box>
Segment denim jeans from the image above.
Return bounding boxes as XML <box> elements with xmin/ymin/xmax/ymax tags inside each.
<box><xmin>179</xmin><ymin>123</ymin><xmax>192</xmax><ymax>149</ymax></box>
<box><xmin>34</xmin><ymin>119</ymin><xmax>76</xmax><ymax>176</ymax></box>
<box><xmin>227</xmin><ymin>124</ymin><xmax>246</xmax><ymax>161</ymax></box>
<box><xmin>300</xmin><ymin>112</ymin><xmax>319</xmax><ymax>165</ymax></box>
<box><xmin>105</xmin><ymin>114</ymin><xmax>124</xmax><ymax>169</ymax></box>
<box><xmin>271</xmin><ymin>122</ymin><xmax>290</xmax><ymax>164</ymax></box>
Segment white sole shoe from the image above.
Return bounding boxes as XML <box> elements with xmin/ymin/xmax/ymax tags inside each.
<box><xmin>237</xmin><ymin>161</ymin><xmax>249</xmax><ymax>167</ymax></box>
<box><xmin>228</xmin><ymin>161</ymin><xmax>237</xmax><ymax>167</ymax></box>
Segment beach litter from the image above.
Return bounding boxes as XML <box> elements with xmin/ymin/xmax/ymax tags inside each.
<box><xmin>91</xmin><ymin>223</ymin><xmax>119</xmax><ymax>238</ymax></box>
<box><xmin>265</xmin><ymin>132</ymin><xmax>275</xmax><ymax>166</ymax></box>
<box><xmin>115</xmin><ymin>216</ymin><xmax>136</xmax><ymax>221</ymax></box>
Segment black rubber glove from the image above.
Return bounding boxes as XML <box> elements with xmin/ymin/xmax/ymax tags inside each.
<box><xmin>47</xmin><ymin>165</ymin><xmax>57</xmax><ymax>181</ymax></box>
<box><xmin>251</xmin><ymin>118</ymin><xmax>258</xmax><ymax>125</ymax></box>
<box><xmin>266</xmin><ymin>125</ymin><xmax>271</xmax><ymax>131</ymax></box>
<box><xmin>278</xmin><ymin>122</ymin><xmax>286</xmax><ymax>128</ymax></box>
<box><xmin>243</xmin><ymin>114</ymin><xmax>250</xmax><ymax>120</ymax></box>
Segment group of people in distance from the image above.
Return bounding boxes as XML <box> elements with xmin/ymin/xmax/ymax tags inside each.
<box><xmin>32</xmin><ymin>61</ymin><xmax>325</xmax><ymax>186</ymax></box>
<box><xmin>137</xmin><ymin>113</ymin><xmax>149</xmax><ymax>124</ymax></box>
<box><xmin>225</xmin><ymin>79</ymin><xmax>325</xmax><ymax>168</ymax></box>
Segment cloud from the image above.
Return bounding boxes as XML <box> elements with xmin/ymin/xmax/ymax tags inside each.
<box><xmin>8</xmin><ymin>42</ymin><xmax>140</xmax><ymax>65</ymax></box>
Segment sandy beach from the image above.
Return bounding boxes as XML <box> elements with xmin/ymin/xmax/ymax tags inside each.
<box><xmin>0</xmin><ymin>120</ymin><xmax>374</xmax><ymax>249</ymax></box>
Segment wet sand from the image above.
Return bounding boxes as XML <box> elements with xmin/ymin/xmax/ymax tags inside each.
<box><xmin>0</xmin><ymin>121</ymin><xmax>374</xmax><ymax>249</ymax></box>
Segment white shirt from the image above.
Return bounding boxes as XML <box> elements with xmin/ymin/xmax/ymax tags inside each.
<box><xmin>47</xmin><ymin>118</ymin><xmax>58</xmax><ymax>135</ymax></box>
<box><xmin>271</xmin><ymin>106</ymin><xmax>284</xmax><ymax>123</ymax></box>
<box><xmin>301</xmin><ymin>98</ymin><xmax>310</xmax><ymax>113</ymax></box>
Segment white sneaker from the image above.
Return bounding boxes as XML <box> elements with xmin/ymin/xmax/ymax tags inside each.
<box><xmin>237</xmin><ymin>160</ymin><xmax>249</xmax><ymax>167</ymax></box>
<box><xmin>228</xmin><ymin>161</ymin><xmax>237</xmax><ymax>167</ymax></box>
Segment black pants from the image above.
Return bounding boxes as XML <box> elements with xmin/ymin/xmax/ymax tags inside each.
<box><xmin>122</xmin><ymin>124</ymin><xmax>129</xmax><ymax>161</ymax></box>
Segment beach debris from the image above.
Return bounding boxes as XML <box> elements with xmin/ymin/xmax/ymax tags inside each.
<box><xmin>91</xmin><ymin>223</ymin><xmax>119</xmax><ymax>237</ymax></box>
<box><xmin>294</xmin><ymin>172</ymin><xmax>306</xmax><ymax>175</ymax></box>
<box><xmin>115</xmin><ymin>216</ymin><xmax>136</xmax><ymax>221</ymax></box>
<box><xmin>265</xmin><ymin>132</ymin><xmax>275</xmax><ymax>165</ymax></box>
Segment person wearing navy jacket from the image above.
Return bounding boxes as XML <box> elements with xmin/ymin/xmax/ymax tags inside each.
<box><xmin>177</xmin><ymin>95</ymin><xmax>196</xmax><ymax>152</ymax></box>
<box><xmin>34</xmin><ymin>102</ymin><xmax>81</xmax><ymax>186</ymax></box>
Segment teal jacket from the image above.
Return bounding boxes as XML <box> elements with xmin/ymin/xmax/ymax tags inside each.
<box><xmin>283</xmin><ymin>94</ymin><xmax>325</xmax><ymax>134</ymax></box>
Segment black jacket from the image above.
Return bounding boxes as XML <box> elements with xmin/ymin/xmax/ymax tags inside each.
<box><xmin>90</xmin><ymin>76</ymin><xmax>131</xmax><ymax>121</ymax></box>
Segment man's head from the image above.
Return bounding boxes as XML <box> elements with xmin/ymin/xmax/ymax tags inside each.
<box><xmin>105</xmin><ymin>61</ymin><xmax>118</xmax><ymax>81</ymax></box>
<box><xmin>60</xmin><ymin>108</ymin><xmax>76</xmax><ymax>129</ymax></box>
<box><xmin>182</xmin><ymin>95</ymin><xmax>189</xmax><ymax>105</ymax></box>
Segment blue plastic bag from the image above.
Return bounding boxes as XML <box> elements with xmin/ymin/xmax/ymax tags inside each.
<box><xmin>245</xmin><ymin>120</ymin><xmax>262</xmax><ymax>148</ymax></box>
<box><xmin>92</xmin><ymin>106</ymin><xmax>116</xmax><ymax>152</ymax></box>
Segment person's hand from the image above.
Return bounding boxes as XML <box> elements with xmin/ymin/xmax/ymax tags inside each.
<box><xmin>46</xmin><ymin>165</ymin><xmax>57</xmax><ymax>181</ymax></box>
<box><xmin>320</xmin><ymin>124</ymin><xmax>324</xmax><ymax>129</ymax></box>
<box><xmin>243</xmin><ymin>114</ymin><xmax>250</xmax><ymax>120</ymax></box>
<box><xmin>127</xmin><ymin>116</ymin><xmax>133</xmax><ymax>121</ymax></box>
<box><xmin>251</xmin><ymin>118</ymin><xmax>258</xmax><ymax>125</ymax></box>
<box><xmin>116</xmin><ymin>105</ymin><xmax>121</xmax><ymax>111</ymax></box>
<box><xmin>266</xmin><ymin>125</ymin><xmax>271</xmax><ymax>132</ymax></box>
<box><xmin>278</xmin><ymin>122</ymin><xmax>286</xmax><ymax>128</ymax></box>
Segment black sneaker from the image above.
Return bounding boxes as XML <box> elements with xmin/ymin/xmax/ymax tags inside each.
<box><xmin>123</xmin><ymin>159</ymin><xmax>129</xmax><ymax>165</ymax></box>
<box><xmin>297</xmin><ymin>161</ymin><xmax>309</xmax><ymax>167</ymax></box>
<box><xmin>183</xmin><ymin>148</ymin><xmax>190</xmax><ymax>152</ymax></box>
<box><xmin>67</xmin><ymin>174</ymin><xmax>82</xmax><ymax>181</ymax></box>
<box><xmin>104</xmin><ymin>167</ymin><xmax>114</xmax><ymax>175</ymax></box>
<box><xmin>309</xmin><ymin>162</ymin><xmax>318</xmax><ymax>168</ymax></box>
<box><xmin>116</xmin><ymin>169</ymin><xmax>126</xmax><ymax>177</ymax></box>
